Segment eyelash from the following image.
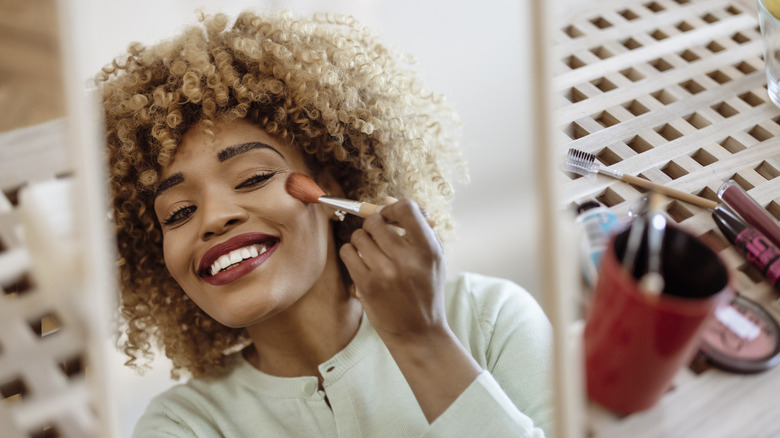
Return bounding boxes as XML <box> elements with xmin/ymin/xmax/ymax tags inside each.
<box><xmin>161</xmin><ymin>172</ymin><xmax>276</xmax><ymax>226</ymax></box>
<box><xmin>163</xmin><ymin>205</ymin><xmax>196</xmax><ymax>226</ymax></box>
<box><xmin>235</xmin><ymin>172</ymin><xmax>275</xmax><ymax>189</ymax></box>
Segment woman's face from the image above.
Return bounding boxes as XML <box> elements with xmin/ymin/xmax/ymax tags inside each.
<box><xmin>153</xmin><ymin>119</ymin><xmax>343</xmax><ymax>328</ymax></box>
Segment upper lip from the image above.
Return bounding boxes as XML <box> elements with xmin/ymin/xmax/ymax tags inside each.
<box><xmin>198</xmin><ymin>232</ymin><xmax>279</xmax><ymax>277</ymax></box>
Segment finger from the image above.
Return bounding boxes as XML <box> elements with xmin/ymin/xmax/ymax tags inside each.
<box><xmin>347</xmin><ymin>228</ymin><xmax>393</xmax><ymax>272</ymax></box>
<box><xmin>339</xmin><ymin>243</ymin><xmax>369</xmax><ymax>278</ymax></box>
<box><xmin>419</xmin><ymin>207</ymin><xmax>436</xmax><ymax>228</ymax></box>
<box><xmin>373</xmin><ymin>197</ymin><xmax>408</xmax><ymax>237</ymax></box>
<box><xmin>377</xmin><ymin>198</ymin><xmax>436</xmax><ymax>228</ymax></box>
<box><xmin>379</xmin><ymin>199</ymin><xmax>437</xmax><ymax>247</ymax></box>
<box><xmin>362</xmin><ymin>210</ymin><xmax>408</xmax><ymax>255</ymax></box>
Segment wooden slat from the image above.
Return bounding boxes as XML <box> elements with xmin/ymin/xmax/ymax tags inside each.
<box><xmin>0</xmin><ymin>119</ymin><xmax>71</xmax><ymax>191</ymax></box>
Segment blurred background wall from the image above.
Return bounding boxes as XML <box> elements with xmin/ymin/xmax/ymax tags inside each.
<box><xmin>1</xmin><ymin>0</ymin><xmax>539</xmax><ymax>435</ymax></box>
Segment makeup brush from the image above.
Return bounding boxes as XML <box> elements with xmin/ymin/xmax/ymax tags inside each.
<box><xmin>285</xmin><ymin>172</ymin><xmax>438</xmax><ymax>228</ymax></box>
<box><xmin>285</xmin><ymin>172</ymin><xmax>380</xmax><ymax>218</ymax></box>
<box><xmin>638</xmin><ymin>192</ymin><xmax>666</xmax><ymax>295</ymax></box>
<box><xmin>564</xmin><ymin>148</ymin><xmax>718</xmax><ymax>210</ymax></box>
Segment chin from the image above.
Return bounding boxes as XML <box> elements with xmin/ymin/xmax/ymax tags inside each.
<box><xmin>208</xmin><ymin>305</ymin><xmax>278</xmax><ymax>329</ymax></box>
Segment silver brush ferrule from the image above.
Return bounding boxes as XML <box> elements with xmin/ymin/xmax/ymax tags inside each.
<box><xmin>318</xmin><ymin>196</ymin><xmax>364</xmax><ymax>215</ymax></box>
<box><xmin>599</xmin><ymin>167</ymin><xmax>624</xmax><ymax>179</ymax></box>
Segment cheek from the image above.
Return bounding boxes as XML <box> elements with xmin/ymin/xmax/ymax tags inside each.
<box><xmin>161</xmin><ymin>233</ymin><xmax>188</xmax><ymax>284</ymax></box>
<box><xmin>278</xmin><ymin>198</ymin><xmax>335</xmax><ymax>270</ymax></box>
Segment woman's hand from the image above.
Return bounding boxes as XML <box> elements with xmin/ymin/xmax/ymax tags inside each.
<box><xmin>339</xmin><ymin>198</ymin><xmax>446</xmax><ymax>343</ymax></box>
<box><xmin>339</xmin><ymin>198</ymin><xmax>481</xmax><ymax>423</ymax></box>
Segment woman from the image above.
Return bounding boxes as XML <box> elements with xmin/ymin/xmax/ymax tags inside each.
<box><xmin>98</xmin><ymin>10</ymin><xmax>553</xmax><ymax>437</ymax></box>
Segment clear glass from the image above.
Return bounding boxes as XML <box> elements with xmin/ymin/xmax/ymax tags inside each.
<box><xmin>758</xmin><ymin>0</ymin><xmax>780</xmax><ymax>107</ymax></box>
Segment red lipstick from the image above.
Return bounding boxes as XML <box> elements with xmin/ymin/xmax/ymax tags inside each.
<box><xmin>198</xmin><ymin>232</ymin><xmax>279</xmax><ymax>286</ymax></box>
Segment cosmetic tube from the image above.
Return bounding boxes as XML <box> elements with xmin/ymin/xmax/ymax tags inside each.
<box><xmin>575</xmin><ymin>200</ymin><xmax>621</xmax><ymax>285</ymax></box>
<box><xmin>718</xmin><ymin>180</ymin><xmax>780</xmax><ymax>248</ymax></box>
<box><xmin>712</xmin><ymin>206</ymin><xmax>780</xmax><ymax>291</ymax></box>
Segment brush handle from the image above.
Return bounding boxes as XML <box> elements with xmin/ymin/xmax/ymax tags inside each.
<box><xmin>620</xmin><ymin>174</ymin><xmax>718</xmax><ymax>210</ymax></box>
<box><xmin>318</xmin><ymin>196</ymin><xmax>376</xmax><ymax>218</ymax></box>
<box><xmin>357</xmin><ymin>202</ymin><xmax>379</xmax><ymax>218</ymax></box>
<box><xmin>318</xmin><ymin>196</ymin><xmax>436</xmax><ymax>226</ymax></box>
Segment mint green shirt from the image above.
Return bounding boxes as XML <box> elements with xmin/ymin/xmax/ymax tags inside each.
<box><xmin>132</xmin><ymin>273</ymin><xmax>554</xmax><ymax>437</ymax></box>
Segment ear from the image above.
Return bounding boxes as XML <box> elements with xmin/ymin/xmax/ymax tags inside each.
<box><xmin>315</xmin><ymin>169</ymin><xmax>346</xmax><ymax>198</ymax></box>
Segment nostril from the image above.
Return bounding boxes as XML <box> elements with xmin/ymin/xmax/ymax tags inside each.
<box><xmin>201</xmin><ymin>208</ymin><xmax>247</xmax><ymax>240</ymax></box>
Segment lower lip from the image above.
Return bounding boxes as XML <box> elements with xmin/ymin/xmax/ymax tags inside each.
<box><xmin>201</xmin><ymin>242</ymin><xmax>279</xmax><ymax>286</ymax></box>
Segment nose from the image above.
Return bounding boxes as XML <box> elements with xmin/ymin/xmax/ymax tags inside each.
<box><xmin>199</xmin><ymin>193</ymin><xmax>249</xmax><ymax>240</ymax></box>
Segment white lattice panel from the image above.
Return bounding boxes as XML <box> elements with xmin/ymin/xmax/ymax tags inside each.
<box><xmin>0</xmin><ymin>0</ymin><xmax>118</xmax><ymax>418</ymax></box>
<box><xmin>0</xmin><ymin>120</ymin><xmax>103</xmax><ymax>437</ymax></box>
<box><xmin>555</xmin><ymin>0</ymin><xmax>780</xmax><ymax>436</ymax></box>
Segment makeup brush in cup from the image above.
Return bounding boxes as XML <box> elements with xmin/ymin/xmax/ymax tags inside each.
<box><xmin>563</xmin><ymin>148</ymin><xmax>718</xmax><ymax>210</ymax></box>
<box><xmin>621</xmin><ymin>192</ymin><xmax>666</xmax><ymax>295</ymax></box>
<box><xmin>638</xmin><ymin>192</ymin><xmax>666</xmax><ymax>295</ymax></box>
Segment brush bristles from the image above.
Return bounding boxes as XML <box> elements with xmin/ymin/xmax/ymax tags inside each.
<box><xmin>563</xmin><ymin>148</ymin><xmax>598</xmax><ymax>176</ymax></box>
<box><xmin>285</xmin><ymin>172</ymin><xmax>326</xmax><ymax>203</ymax></box>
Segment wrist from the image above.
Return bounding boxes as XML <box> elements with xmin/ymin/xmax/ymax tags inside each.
<box><xmin>382</xmin><ymin>324</ymin><xmax>478</xmax><ymax>373</ymax></box>
<box><xmin>379</xmin><ymin>322</ymin><xmax>452</xmax><ymax>353</ymax></box>
<box><xmin>380</xmin><ymin>323</ymin><xmax>483</xmax><ymax>423</ymax></box>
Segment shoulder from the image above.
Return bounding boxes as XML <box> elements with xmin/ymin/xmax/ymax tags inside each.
<box><xmin>444</xmin><ymin>272</ymin><xmax>552</xmax><ymax>366</ymax></box>
<box><xmin>131</xmin><ymin>363</ymin><xmax>242</xmax><ymax>437</ymax></box>
<box><xmin>444</xmin><ymin>272</ymin><xmax>547</xmax><ymax>326</ymax></box>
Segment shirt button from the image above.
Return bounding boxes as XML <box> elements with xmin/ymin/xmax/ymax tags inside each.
<box><xmin>304</xmin><ymin>380</ymin><xmax>317</xmax><ymax>395</ymax></box>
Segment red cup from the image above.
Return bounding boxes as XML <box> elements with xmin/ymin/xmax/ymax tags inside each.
<box><xmin>584</xmin><ymin>225</ymin><xmax>734</xmax><ymax>414</ymax></box>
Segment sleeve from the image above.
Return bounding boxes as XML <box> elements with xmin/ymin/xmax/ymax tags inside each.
<box><xmin>425</xmin><ymin>273</ymin><xmax>555</xmax><ymax>437</ymax></box>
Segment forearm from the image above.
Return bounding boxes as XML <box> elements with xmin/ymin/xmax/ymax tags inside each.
<box><xmin>382</xmin><ymin>325</ymin><xmax>482</xmax><ymax>423</ymax></box>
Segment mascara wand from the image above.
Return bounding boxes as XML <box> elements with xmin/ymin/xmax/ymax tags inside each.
<box><xmin>563</xmin><ymin>148</ymin><xmax>718</xmax><ymax>210</ymax></box>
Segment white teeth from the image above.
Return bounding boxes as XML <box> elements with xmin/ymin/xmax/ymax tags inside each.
<box><xmin>207</xmin><ymin>243</ymin><xmax>271</xmax><ymax>276</ymax></box>
<box><xmin>214</xmin><ymin>254</ymin><xmax>232</xmax><ymax>273</ymax></box>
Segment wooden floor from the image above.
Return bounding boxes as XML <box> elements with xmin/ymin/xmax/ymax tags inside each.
<box><xmin>0</xmin><ymin>0</ymin><xmax>65</xmax><ymax>133</ymax></box>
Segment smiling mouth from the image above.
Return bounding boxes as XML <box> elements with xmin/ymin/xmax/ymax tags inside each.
<box><xmin>199</xmin><ymin>238</ymin><xmax>279</xmax><ymax>278</ymax></box>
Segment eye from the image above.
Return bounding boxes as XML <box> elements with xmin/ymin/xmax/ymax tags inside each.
<box><xmin>236</xmin><ymin>172</ymin><xmax>275</xmax><ymax>190</ymax></box>
<box><xmin>163</xmin><ymin>205</ymin><xmax>196</xmax><ymax>226</ymax></box>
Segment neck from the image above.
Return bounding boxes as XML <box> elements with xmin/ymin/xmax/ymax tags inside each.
<box><xmin>244</xmin><ymin>285</ymin><xmax>362</xmax><ymax>379</ymax></box>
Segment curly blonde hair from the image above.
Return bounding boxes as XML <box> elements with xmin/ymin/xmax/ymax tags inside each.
<box><xmin>97</xmin><ymin>10</ymin><xmax>465</xmax><ymax>378</ymax></box>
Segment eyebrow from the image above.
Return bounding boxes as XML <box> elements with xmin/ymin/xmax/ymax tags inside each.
<box><xmin>217</xmin><ymin>141</ymin><xmax>283</xmax><ymax>162</ymax></box>
<box><xmin>154</xmin><ymin>172</ymin><xmax>184</xmax><ymax>200</ymax></box>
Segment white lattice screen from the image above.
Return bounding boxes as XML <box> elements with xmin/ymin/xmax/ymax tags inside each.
<box><xmin>556</xmin><ymin>0</ymin><xmax>780</xmax><ymax>321</ymax></box>
<box><xmin>554</xmin><ymin>0</ymin><xmax>780</xmax><ymax>435</ymax></box>
<box><xmin>0</xmin><ymin>0</ymin><xmax>117</xmax><ymax>434</ymax></box>
<box><xmin>0</xmin><ymin>121</ymin><xmax>101</xmax><ymax>437</ymax></box>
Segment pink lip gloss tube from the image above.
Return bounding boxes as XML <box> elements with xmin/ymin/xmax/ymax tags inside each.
<box><xmin>712</xmin><ymin>206</ymin><xmax>780</xmax><ymax>291</ymax></box>
<box><xmin>718</xmin><ymin>180</ymin><xmax>780</xmax><ymax>249</ymax></box>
